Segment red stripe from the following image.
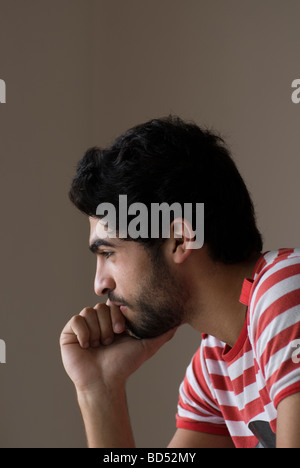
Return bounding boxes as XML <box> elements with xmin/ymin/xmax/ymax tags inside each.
<box><xmin>176</xmin><ymin>418</ymin><xmax>230</xmax><ymax>436</ymax></box>
<box><xmin>259</xmin><ymin>324</ymin><xmax>300</xmax><ymax>375</ymax></box>
<box><xmin>210</xmin><ymin>374</ymin><xmax>233</xmax><ymax>391</ymax></box>
<box><xmin>204</xmin><ymin>345</ymin><xmax>226</xmax><ymax>361</ymax></box>
<box><xmin>266</xmin><ymin>357</ymin><xmax>300</xmax><ymax>391</ymax></box>
<box><xmin>255</xmin><ymin>289</ymin><xmax>300</xmax><ymax>346</ymax></box>
<box><xmin>253</xmin><ymin>263</ymin><xmax>300</xmax><ymax>318</ymax></box>
<box><xmin>229</xmin><ymin>366</ymin><xmax>258</xmax><ymax>395</ymax></box>
<box><xmin>231</xmin><ymin>435</ymin><xmax>258</xmax><ymax>448</ymax></box>
<box><xmin>258</xmin><ymin>385</ymin><xmax>272</xmax><ymax>406</ymax></box>
<box><xmin>218</xmin><ymin>404</ymin><xmax>244</xmax><ymax>421</ymax></box>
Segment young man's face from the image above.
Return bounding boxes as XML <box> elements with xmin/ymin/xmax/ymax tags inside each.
<box><xmin>89</xmin><ymin>217</ymin><xmax>187</xmax><ymax>338</ymax></box>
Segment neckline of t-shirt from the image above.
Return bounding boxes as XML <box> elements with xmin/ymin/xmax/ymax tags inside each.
<box><xmin>222</xmin><ymin>313</ymin><xmax>249</xmax><ymax>363</ymax></box>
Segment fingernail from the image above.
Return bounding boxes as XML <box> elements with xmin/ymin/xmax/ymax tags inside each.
<box><xmin>114</xmin><ymin>322</ymin><xmax>124</xmax><ymax>333</ymax></box>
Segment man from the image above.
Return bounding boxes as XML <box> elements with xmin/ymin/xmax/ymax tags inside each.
<box><xmin>60</xmin><ymin>116</ymin><xmax>300</xmax><ymax>448</ymax></box>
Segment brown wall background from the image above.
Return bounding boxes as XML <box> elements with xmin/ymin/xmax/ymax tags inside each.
<box><xmin>0</xmin><ymin>0</ymin><xmax>299</xmax><ymax>447</ymax></box>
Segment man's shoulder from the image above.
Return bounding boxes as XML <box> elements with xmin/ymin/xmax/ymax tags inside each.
<box><xmin>253</xmin><ymin>248</ymin><xmax>300</xmax><ymax>281</ymax></box>
<box><xmin>248</xmin><ymin>247</ymin><xmax>300</xmax><ymax>342</ymax></box>
<box><xmin>250</xmin><ymin>248</ymin><xmax>300</xmax><ymax>302</ymax></box>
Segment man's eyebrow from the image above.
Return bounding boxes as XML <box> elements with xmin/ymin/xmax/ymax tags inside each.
<box><xmin>89</xmin><ymin>239</ymin><xmax>116</xmax><ymax>254</ymax></box>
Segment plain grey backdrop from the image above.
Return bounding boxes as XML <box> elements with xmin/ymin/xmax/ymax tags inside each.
<box><xmin>0</xmin><ymin>0</ymin><xmax>299</xmax><ymax>447</ymax></box>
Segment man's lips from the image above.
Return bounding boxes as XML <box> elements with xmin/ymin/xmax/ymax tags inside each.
<box><xmin>107</xmin><ymin>299</ymin><xmax>127</xmax><ymax>312</ymax></box>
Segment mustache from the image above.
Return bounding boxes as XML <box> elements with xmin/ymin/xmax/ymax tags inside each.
<box><xmin>108</xmin><ymin>292</ymin><xmax>129</xmax><ymax>308</ymax></box>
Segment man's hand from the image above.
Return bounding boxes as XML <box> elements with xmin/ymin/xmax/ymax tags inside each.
<box><xmin>59</xmin><ymin>302</ymin><xmax>177</xmax><ymax>447</ymax></box>
<box><xmin>60</xmin><ymin>302</ymin><xmax>177</xmax><ymax>393</ymax></box>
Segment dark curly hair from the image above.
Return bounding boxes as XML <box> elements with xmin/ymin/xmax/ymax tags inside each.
<box><xmin>69</xmin><ymin>115</ymin><xmax>263</xmax><ymax>264</ymax></box>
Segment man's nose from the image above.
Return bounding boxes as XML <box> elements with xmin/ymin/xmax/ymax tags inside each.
<box><xmin>94</xmin><ymin>272</ymin><xmax>115</xmax><ymax>296</ymax></box>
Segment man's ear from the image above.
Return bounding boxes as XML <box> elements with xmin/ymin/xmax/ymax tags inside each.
<box><xmin>170</xmin><ymin>218</ymin><xmax>195</xmax><ymax>264</ymax></box>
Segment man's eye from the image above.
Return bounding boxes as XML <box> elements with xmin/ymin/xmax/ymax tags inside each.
<box><xmin>99</xmin><ymin>251</ymin><xmax>113</xmax><ymax>259</ymax></box>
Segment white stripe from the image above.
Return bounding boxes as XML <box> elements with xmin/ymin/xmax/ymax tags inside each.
<box><xmin>228</xmin><ymin>350</ymin><xmax>254</xmax><ymax>380</ymax></box>
<box><xmin>212</xmin><ymin>388</ymin><xmax>236</xmax><ymax>407</ymax></box>
<box><xmin>186</xmin><ymin>360</ymin><xmax>220</xmax><ymax>412</ymax></box>
<box><xmin>238</xmin><ymin>382</ymin><xmax>261</xmax><ymax>407</ymax></box>
<box><xmin>225</xmin><ymin>420</ymin><xmax>253</xmax><ymax>438</ymax></box>
<box><xmin>251</xmin><ymin>274</ymin><xmax>300</xmax><ymax>351</ymax></box>
<box><xmin>213</xmin><ymin>381</ymin><xmax>260</xmax><ymax>410</ymax></box>
<box><xmin>256</xmin><ymin>305</ymin><xmax>300</xmax><ymax>364</ymax></box>
<box><xmin>179</xmin><ymin>381</ymin><xmax>215</xmax><ymax>417</ymax></box>
<box><xmin>264</xmin><ymin>344</ymin><xmax>295</xmax><ymax>382</ymax></box>
<box><xmin>199</xmin><ymin>346</ymin><xmax>224</xmax><ymax>412</ymax></box>
<box><xmin>255</xmin><ymin>365</ymin><xmax>267</xmax><ymax>391</ymax></box>
<box><xmin>252</xmin><ymin>251</ymin><xmax>280</xmax><ymax>281</ymax></box>
<box><xmin>252</xmin><ymin>270</ymin><xmax>300</xmax><ymax>325</ymax></box>
<box><xmin>251</xmin><ymin>255</ymin><xmax>300</xmax><ymax>313</ymax></box>
<box><xmin>264</xmin><ymin>401</ymin><xmax>278</xmax><ymax>421</ymax></box>
<box><xmin>205</xmin><ymin>358</ymin><xmax>229</xmax><ymax>376</ymax></box>
<box><xmin>203</xmin><ymin>335</ymin><xmax>226</xmax><ymax>349</ymax></box>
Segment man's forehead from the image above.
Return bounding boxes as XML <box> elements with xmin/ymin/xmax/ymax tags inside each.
<box><xmin>89</xmin><ymin>217</ymin><xmax>120</xmax><ymax>245</ymax></box>
<box><xmin>89</xmin><ymin>216</ymin><xmax>100</xmax><ymax>233</ymax></box>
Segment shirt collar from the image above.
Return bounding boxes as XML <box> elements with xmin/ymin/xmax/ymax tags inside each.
<box><xmin>239</xmin><ymin>278</ymin><xmax>254</xmax><ymax>306</ymax></box>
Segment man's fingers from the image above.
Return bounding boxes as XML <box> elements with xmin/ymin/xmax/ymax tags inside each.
<box><xmin>105</xmin><ymin>300</ymin><xmax>126</xmax><ymax>334</ymax></box>
<box><xmin>94</xmin><ymin>303</ymin><xmax>115</xmax><ymax>345</ymax></box>
<box><xmin>60</xmin><ymin>315</ymin><xmax>90</xmax><ymax>349</ymax></box>
<box><xmin>60</xmin><ymin>301</ymin><xmax>127</xmax><ymax>350</ymax></box>
<box><xmin>80</xmin><ymin>307</ymin><xmax>101</xmax><ymax>347</ymax></box>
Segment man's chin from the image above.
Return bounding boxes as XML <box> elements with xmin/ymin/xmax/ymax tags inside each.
<box><xmin>125</xmin><ymin>320</ymin><xmax>182</xmax><ymax>340</ymax></box>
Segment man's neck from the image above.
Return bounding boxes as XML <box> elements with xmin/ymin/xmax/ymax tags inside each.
<box><xmin>187</xmin><ymin>251</ymin><xmax>261</xmax><ymax>348</ymax></box>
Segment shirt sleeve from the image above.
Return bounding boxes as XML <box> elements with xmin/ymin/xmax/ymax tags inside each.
<box><xmin>176</xmin><ymin>343</ymin><xmax>230</xmax><ymax>436</ymax></box>
<box><xmin>250</xmin><ymin>257</ymin><xmax>300</xmax><ymax>408</ymax></box>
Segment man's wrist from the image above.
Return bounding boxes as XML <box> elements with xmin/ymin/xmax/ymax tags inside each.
<box><xmin>75</xmin><ymin>382</ymin><xmax>134</xmax><ymax>448</ymax></box>
<box><xmin>76</xmin><ymin>381</ymin><xmax>126</xmax><ymax>408</ymax></box>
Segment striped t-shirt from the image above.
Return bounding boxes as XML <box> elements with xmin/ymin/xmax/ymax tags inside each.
<box><xmin>176</xmin><ymin>248</ymin><xmax>300</xmax><ymax>448</ymax></box>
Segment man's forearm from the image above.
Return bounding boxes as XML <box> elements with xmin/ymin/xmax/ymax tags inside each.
<box><xmin>77</xmin><ymin>385</ymin><xmax>135</xmax><ymax>448</ymax></box>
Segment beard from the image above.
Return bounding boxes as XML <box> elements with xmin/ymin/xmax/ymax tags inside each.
<box><xmin>109</xmin><ymin>251</ymin><xmax>189</xmax><ymax>339</ymax></box>
<box><xmin>125</xmin><ymin>297</ymin><xmax>183</xmax><ymax>339</ymax></box>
